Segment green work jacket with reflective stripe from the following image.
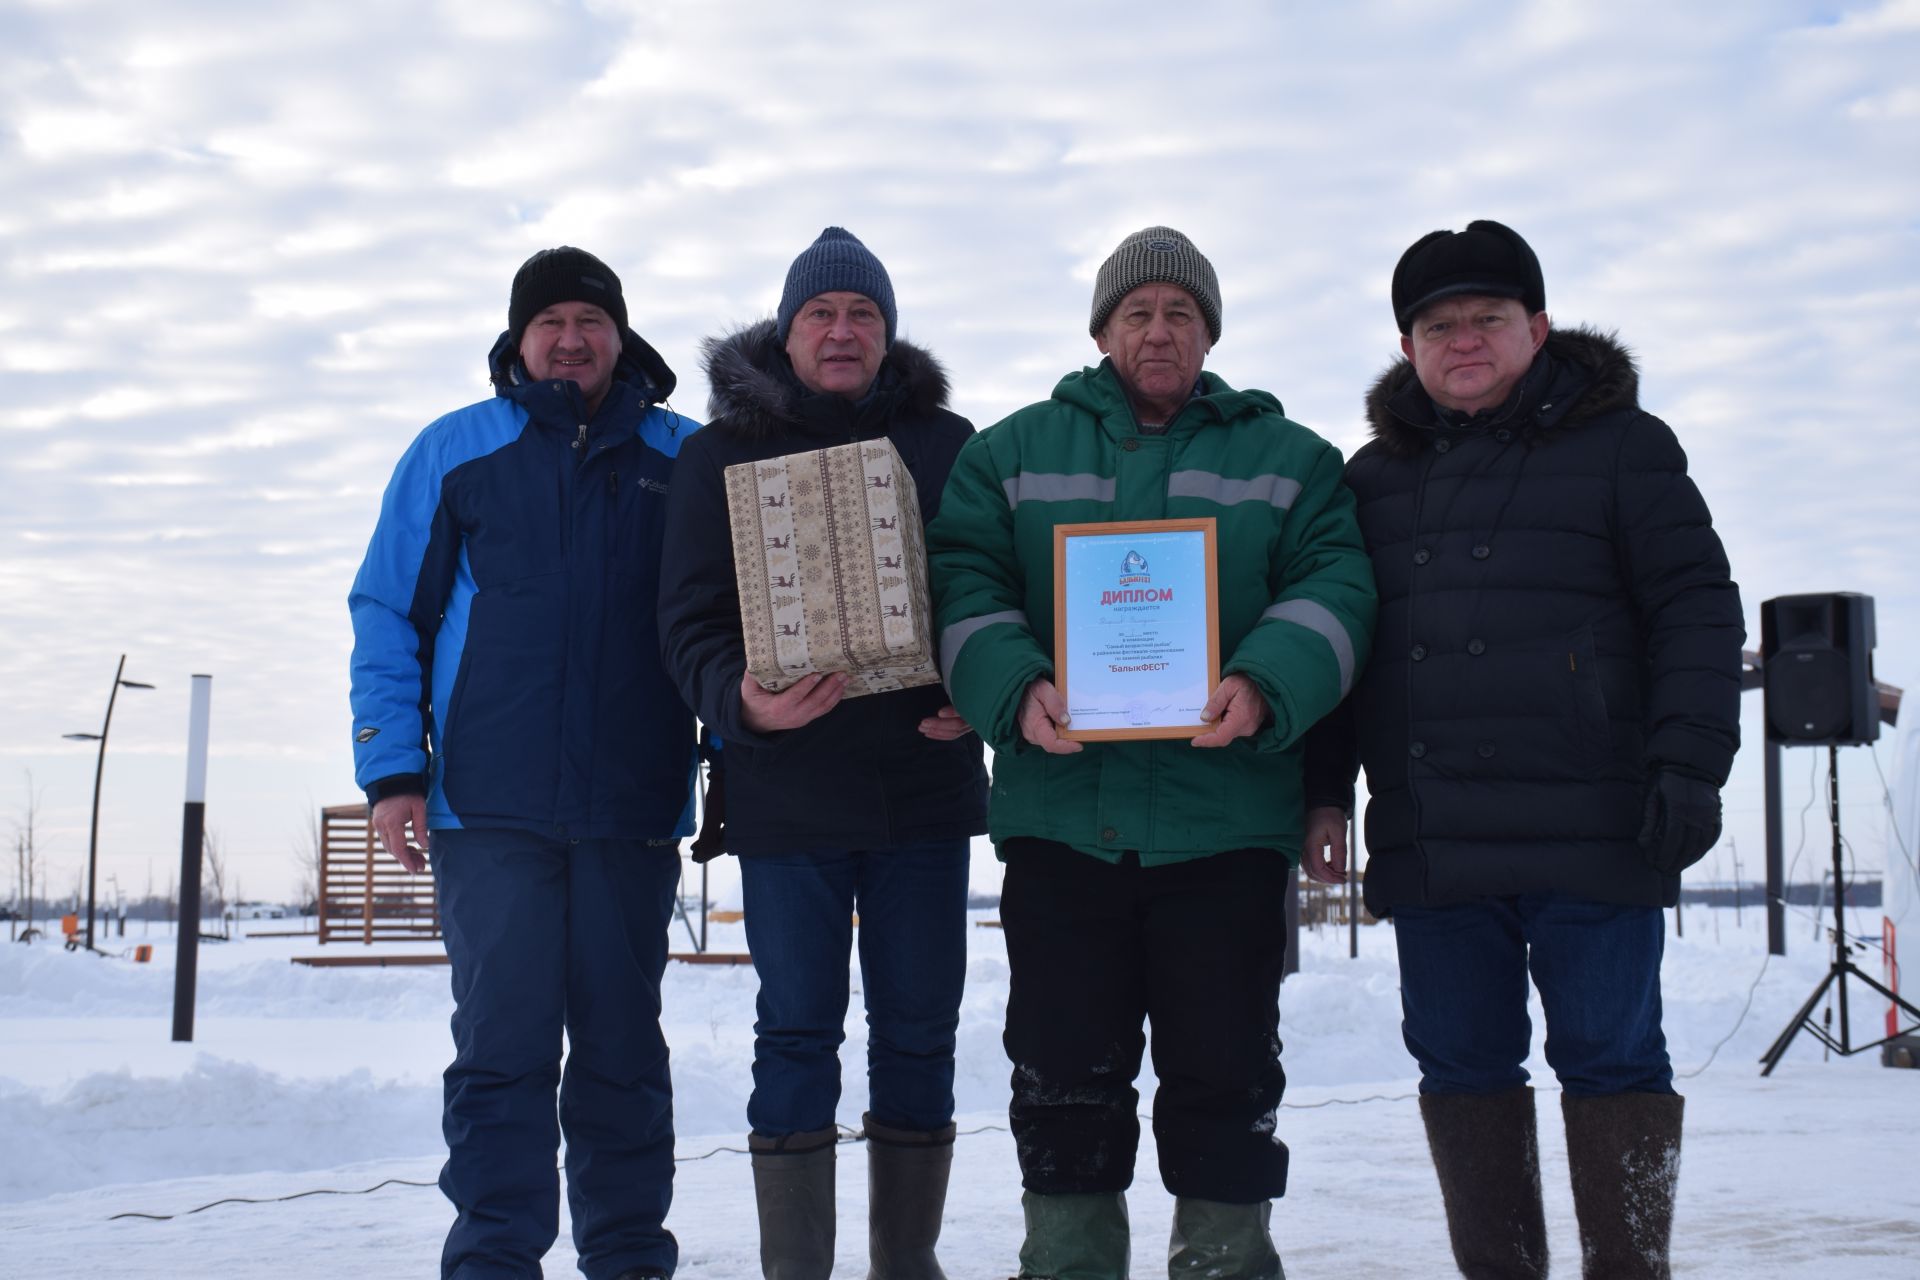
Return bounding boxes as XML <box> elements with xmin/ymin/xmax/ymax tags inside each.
<box><xmin>927</xmin><ymin>359</ymin><xmax>1376</xmax><ymax>865</ymax></box>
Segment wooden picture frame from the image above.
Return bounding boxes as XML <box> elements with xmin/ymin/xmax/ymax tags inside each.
<box><xmin>1051</xmin><ymin>517</ymin><xmax>1220</xmax><ymax>742</ymax></box>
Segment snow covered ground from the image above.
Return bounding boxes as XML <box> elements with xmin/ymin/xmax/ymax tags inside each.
<box><xmin>3</xmin><ymin>878</ymin><xmax>1917</xmax><ymax>1278</ymax></box>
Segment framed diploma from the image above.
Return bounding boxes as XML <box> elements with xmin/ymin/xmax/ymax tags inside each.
<box><xmin>1052</xmin><ymin>517</ymin><xmax>1220</xmax><ymax>741</ymax></box>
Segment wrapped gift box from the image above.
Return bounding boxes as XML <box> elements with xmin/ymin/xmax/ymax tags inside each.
<box><xmin>725</xmin><ymin>438</ymin><xmax>941</xmax><ymax>698</ymax></box>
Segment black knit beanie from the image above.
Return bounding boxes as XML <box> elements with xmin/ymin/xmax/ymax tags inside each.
<box><xmin>508</xmin><ymin>247</ymin><xmax>629</xmax><ymax>343</ymax></box>
<box><xmin>775</xmin><ymin>228</ymin><xmax>897</xmax><ymax>347</ymax></box>
<box><xmin>1391</xmin><ymin>220</ymin><xmax>1545</xmax><ymax>333</ymax></box>
<box><xmin>1089</xmin><ymin>227</ymin><xmax>1222</xmax><ymax>343</ymax></box>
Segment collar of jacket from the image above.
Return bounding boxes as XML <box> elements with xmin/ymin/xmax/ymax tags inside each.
<box><xmin>700</xmin><ymin>318</ymin><xmax>952</xmax><ymax>442</ymax></box>
<box><xmin>1363</xmin><ymin>324</ymin><xmax>1643</xmax><ymax>458</ymax></box>
<box><xmin>1051</xmin><ymin>358</ymin><xmax>1281</xmax><ymax>443</ymax></box>
<box><xmin>484</xmin><ymin>324</ymin><xmax>677</xmax><ymax>442</ymax></box>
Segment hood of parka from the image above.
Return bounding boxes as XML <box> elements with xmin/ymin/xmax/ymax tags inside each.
<box><xmin>485</xmin><ymin>323</ymin><xmax>678</xmax><ymax>408</ymax></box>
<box><xmin>701</xmin><ymin>318</ymin><xmax>951</xmax><ymax>440</ymax></box>
<box><xmin>1362</xmin><ymin>325</ymin><xmax>1642</xmax><ymax>458</ymax></box>
<box><xmin>1050</xmin><ymin>358</ymin><xmax>1283</xmax><ymax>430</ymax></box>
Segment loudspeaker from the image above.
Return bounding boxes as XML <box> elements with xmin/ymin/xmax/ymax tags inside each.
<box><xmin>1761</xmin><ymin>592</ymin><xmax>1878</xmax><ymax>745</ymax></box>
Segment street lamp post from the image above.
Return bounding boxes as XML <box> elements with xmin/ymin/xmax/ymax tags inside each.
<box><xmin>62</xmin><ymin>654</ymin><xmax>154</xmax><ymax>952</ymax></box>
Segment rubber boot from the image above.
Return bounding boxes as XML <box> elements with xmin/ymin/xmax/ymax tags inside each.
<box><xmin>1168</xmin><ymin>1198</ymin><xmax>1283</xmax><ymax>1279</ymax></box>
<box><xmin>1015</xmin><ymin>1190</ymin><xmax>1130</xmax><ymax>1280</ymax></box>
<box><xmin>864</xmin><ymin>1113</ymin><xmax>956</xmax><ymax>1280</ymax></box>
<box><xmin>1562</xmin><ymin>1092</ymin><xmax>1684</xmax><ymax>1280</ymax></box>
<box><xmin>1418</xmin><ymin>1087</ymin><xmax>1549</xmax><ymax>1279</ymax></box>
<box><xmin>751</xmin><ymin>1127</ymin><xmax>840</xmax><ymax>1280</ymax></box>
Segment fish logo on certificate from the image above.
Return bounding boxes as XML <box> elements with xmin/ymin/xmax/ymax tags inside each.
<box><xmin>1051</xmin><ymin>517</ymin><xmax>1220</xmax><ymax>741</ymax></box>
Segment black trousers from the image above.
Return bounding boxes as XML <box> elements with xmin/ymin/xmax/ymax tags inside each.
<box><xmin>1000</xmin><ymin>838</ymin><xmax>1292</xmax><ymax>1203</ymax></box>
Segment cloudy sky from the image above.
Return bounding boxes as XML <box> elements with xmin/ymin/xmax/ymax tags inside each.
<box><xmin>4</xmin><ymin>0</ymin><xmax>1917</xmax><ymax>903</ymax></box>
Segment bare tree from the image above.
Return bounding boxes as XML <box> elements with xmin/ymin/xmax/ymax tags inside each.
<box><xmin>290</xmin><ymin>800</ymin><xmax>324</xmax><ymax>918</ymax></box>
<box><xmin>12</xmin><ymin>769</ymin><xmax>47</xmax><ymax>941</ymax></box>
<box><xmin>202</xmin><ymin>829</ymin><xmax>230</xmax><ymax>939</ymax></box>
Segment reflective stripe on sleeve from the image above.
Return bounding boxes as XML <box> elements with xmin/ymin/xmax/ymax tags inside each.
<box><xmin>1260</xmin><ymin>599</ymin><xmax>1357</xmax><ymax>695</ymax></box>
<box><xmin>939</xmin><ymin>609</ymin><xmax>1031</xmax><ymax>688</ymax></box>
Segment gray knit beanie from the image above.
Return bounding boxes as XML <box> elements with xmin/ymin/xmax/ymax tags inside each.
<box><xmin>775</xmin><ymin>227</ymin><xmax>897</xmax><ymax>346</ymax></box>
<box><xmin>1089</xmin><ymin>226</ymin><xmax>1221</xmax><ymax>343</ymax></box>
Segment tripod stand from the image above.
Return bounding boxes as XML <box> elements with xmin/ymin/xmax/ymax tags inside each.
<box><xmin>1759</xmin><ymin>744</ymin><xmax>1920</xmax><ymax>1076</ymax></box>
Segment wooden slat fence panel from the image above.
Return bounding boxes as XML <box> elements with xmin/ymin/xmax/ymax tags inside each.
<box><xmin>318</xmin><ymin>803</ymin><xmax>441</xmax><ymax>944</ymax></box>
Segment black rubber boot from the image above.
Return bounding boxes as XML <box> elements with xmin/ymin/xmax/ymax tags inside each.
<box><xmin>1015</xmin><ymin>1190</ymin><xmax>1130</xmax><ymax>1280</ymax></box>
<box><xmin>1562</xmin><ymin>1092</ymin><xmax>1684</xmax><ymax>1280</ymax></box>
<box><xmin>751</xmin><ymin>1127</ymin><xmax>840</xmax><ymax>1280</ymax></box>
<box><xmin>1418</xmin><ymin>1087</ymin><xmax>1549</xmax><ymax>1279</ymax></box>
<box><xmin>1168</xmin><ymin>1197</ymin><xmax>1284</xmax><ymax>1279</ymax></box>
<box><xmin>863</xmin><ymin>1113</ymin><xmax>955</xmax><ymax>1280</ymax></box>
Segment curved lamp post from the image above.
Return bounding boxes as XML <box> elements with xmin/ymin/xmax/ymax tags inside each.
<box><xmin>62</xmin><ymin>654</ymin><xmax>154</xmax><ymax>952</ymax></box>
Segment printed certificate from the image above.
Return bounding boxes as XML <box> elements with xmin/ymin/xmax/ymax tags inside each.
<box><xmin>1052</xmin><ymin>518</ymin><xmax>1220</xmax><ymax>741</ymax></box>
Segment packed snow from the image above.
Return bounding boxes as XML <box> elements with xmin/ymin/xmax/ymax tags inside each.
<box><xmin>4</xmin><ymin>854</ymin><xmax>1917</xmax><ymax>1279</ymax></box>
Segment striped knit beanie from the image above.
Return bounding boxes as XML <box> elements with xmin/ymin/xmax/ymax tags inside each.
<box><xmin>1089</xmin><ymin>226</ymin><xmax>1222</xmax><ymax>343</ymax></box>
<box><xmin>775</xmin><ymin>227</ymin><xmax>897</xmax><ymax>347</ymax></box>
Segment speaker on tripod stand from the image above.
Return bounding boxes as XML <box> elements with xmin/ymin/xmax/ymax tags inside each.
<box><xmin>1762</xmin><ymin>592</ymin><xmax>1879</xmax><ymax>748</ymax></box>
<box><xmin>1756</xmin><ymin>592</ymin><xmax>1919</xmax><ymax>1074</ymax></box>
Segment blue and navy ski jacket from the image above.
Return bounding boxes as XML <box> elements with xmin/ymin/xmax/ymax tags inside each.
<box><xmin>349</xmin><ymin>328</ymin><xmax>701</xmax><ymax>840</ymax></box>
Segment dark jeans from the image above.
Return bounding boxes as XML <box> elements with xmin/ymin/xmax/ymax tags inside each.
<box><xmin>1393</xmin><ymin>893</ymin><xmax>1675</xmax><ymax>1098</ymax></box>
<box><xmin>433</xmin><ymin>828</ymin><xmax>681</xmax><ymax>1280</ymax></box>
<box><xmin>739</xmin><ymin>838</ymin><xmax>970</xmax><ymax>1135</ymax></box>
<box><xmin>1000</xmin><ymin>839</ymin><xmax>1292</xmax><ymax>1204</ymax></box>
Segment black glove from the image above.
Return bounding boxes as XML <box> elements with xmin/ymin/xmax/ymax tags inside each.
<box><xmin>1637</xmin><ymin>768</ymin><xmax>1722</xmax><ymax>874</ymax></box>
<box><xmin>689</xmin><ymin>729</ymin><xmax>728</xmax><ymax>864</ymax></box>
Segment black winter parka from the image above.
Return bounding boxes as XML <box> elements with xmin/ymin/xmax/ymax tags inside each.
<box><xmin>658</xmin><ymin>321</ymin><xmax>989</xmax><ymax>855</ymax></box>
<box><xmin>1306</xmin><ymin>328</ymin><xmax>1744</xmax><ymax>912</ymax></box>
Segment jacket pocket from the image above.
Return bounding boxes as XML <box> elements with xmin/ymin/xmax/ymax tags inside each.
<box><xmin>1567</xmin><ymin>626</ymin><xmax>1610</xmax><ymax>766</ymax></box>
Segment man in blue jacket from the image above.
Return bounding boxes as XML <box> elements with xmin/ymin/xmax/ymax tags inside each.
<box><xmin>349</xmin><ymin>246</ymin><xmax>699</xmax><ymax>1280</ymax></box>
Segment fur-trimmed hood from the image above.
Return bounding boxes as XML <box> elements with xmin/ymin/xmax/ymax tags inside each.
<box><xmin>701</xmin><ymin>318</ymin><xmax>952</xmax><ymax>440</ymax></box>
<box><xmin>1362</xmin><ymin>325</ymin><xmax>1642</xmax><ymax>458</ymax></box>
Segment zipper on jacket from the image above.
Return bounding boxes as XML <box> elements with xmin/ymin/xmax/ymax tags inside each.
<box><xmin>573</xmin><ymin>423</ymin><xmax>588</xmax><ymax>453</ymax></box>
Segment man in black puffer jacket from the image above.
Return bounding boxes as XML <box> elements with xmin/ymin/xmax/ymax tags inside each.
<box><xmin>1302</xmin><ymin>221</ymin><xmax>1743</xmax><ymax>1280</ymax></box>
<box><xmin>658</xmin><ymin>227</ymin><xmax>988</xmax><ymax>1280</ymax></box>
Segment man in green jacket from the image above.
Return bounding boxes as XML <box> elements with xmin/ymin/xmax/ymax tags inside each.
<box><xmin>927</xmin><ymin>227</ymin><xmax>1375</xmax><ymax>1280</ymax></box>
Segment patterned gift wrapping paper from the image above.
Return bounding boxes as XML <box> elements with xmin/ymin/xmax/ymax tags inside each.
<box><xmin>724</xmin><ymin>438</ymin><xmax>941</xmax><ymax>698</ymax></box>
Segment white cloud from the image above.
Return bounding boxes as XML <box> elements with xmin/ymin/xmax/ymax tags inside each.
<box><xmin>0</xmin><ymin>0</ymin><xmax>1916</xmax><ymax>896</ymax></box>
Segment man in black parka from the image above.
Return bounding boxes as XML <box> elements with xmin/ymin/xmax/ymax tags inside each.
<box><xmin>658</xmin><ymin>227</ymin><xmax>988</xmax><ymax>1280</ymax></box>
<box><xmin>1302</xmin><ymin>221</ymin><xmax>1743</xmax><ymax>1279</ymax></box>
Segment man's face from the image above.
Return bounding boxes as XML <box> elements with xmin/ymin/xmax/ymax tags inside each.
<box><xmin>1401</xmin><ymin>295</ymin><xmax>1549</xmax><ymax>415</ymax></box>
<box><xmin>1096</xmin><ymin>284</ymin><xmax>1211</xmax><ymax>419</ymax></box>
<box><xmin>785</xmin><ymin>291</ymin><xmax>887</xmax><ymax>399</ymax></box>
<box><xmin>519</xmin><ymin>301</ymin><xmax>622</xmax><ymax>411</ymax></box>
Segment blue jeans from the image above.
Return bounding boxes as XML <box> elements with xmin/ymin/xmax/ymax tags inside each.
<box><xmin>433</xmin><ymin>829</ymin><xmax>681</xmax><ymax>1280</ymax></box>
<box><xmin>739</xmin><ymin>839</ymin><xmax>970</xmax><ymax>1136</ymax></box>
<box><xmin>1393</xmin><ymin>893</ymin><xmax>1674</xmax><ymax>1098</ymax></box>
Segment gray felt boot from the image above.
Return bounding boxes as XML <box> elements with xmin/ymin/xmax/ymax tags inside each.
<box><xmin>1419</xmin><ymin>1087</ymin><xmax>1549</xmax><ymax>1279</ymax></box>
<box><xmin>1562</xmin><ymin>1092</ymin><xmax>1684</xmax><ymax>1280</ymax></box>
